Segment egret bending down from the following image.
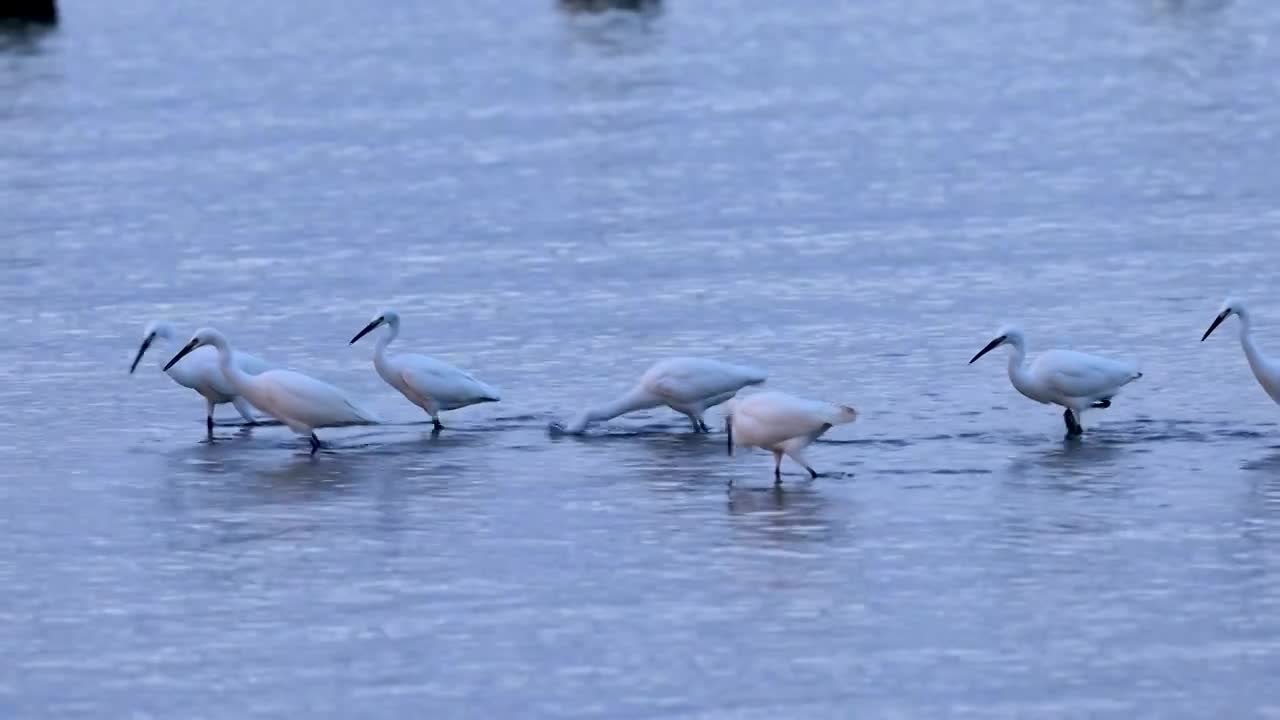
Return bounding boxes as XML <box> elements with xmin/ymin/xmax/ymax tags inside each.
<box><xmin>166</xmin><ymin>328</ymin><xmax>379</xmax><ymax>454</ymax></box>
<box><xmin>129</xmin><ymin>320</ymin><xmax>271</xmax><ymax>437</ymax></box>
<box><xmin>725</xmin><ymin>391</ymin><xmax>857</xmax><ymax>483</ymax></box>
<box><xmin>349</xmin><ymin>309</ymin><xmax>500</xmax><ymax>430</ymax></box>
<box><xmin>969</xmin><ymin>325</ymin><xmax>1142</xmax><ymax>436</ymax></box>
<box><xmin>554</xmin><ymin>357</ymin><xmax>767</xmax><ymax>434</ymax></box>
<box><xmin>1201</xmin><ymin>298</ymin><xmax>1280</xmax><ymax>405</ymax></box>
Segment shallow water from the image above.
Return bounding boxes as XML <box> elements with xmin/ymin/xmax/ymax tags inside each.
<box><xmin>4</xmin><ymin>0</ymin><xmax>1280</xmax><ymax>716</ymax></box>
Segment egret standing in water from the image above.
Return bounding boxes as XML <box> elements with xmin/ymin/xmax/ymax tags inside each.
<box><xmin>129</xmin><ymin>320</ymin><xmax>271</xmax><ymax>437</ymax></box>
<box><xmin>1201</xmin><ymin>298</ymin><xmax>1280</xmax><ymax>405</ymax></box>
<box><xmin>969</xmin><ymin>325</ymin><xmax>1142</xmax><ymax>436</ymax></box>
<box><xmin>724</xmin><ymin>391</ymin><xmax>857</xmax><ymax>483</ymax></box>
<box><xmin>166</xmin><ymin>328</ymin><xmax>379</xmax><ymax>455</ymax></box>
<box><xmin>349</xmin><ymin>309</ymin><xmax>500</xmax><ymax>431</ymax></box>
<box><xmin>553</xmin><ymin>357</ymin><xmax>767</xmax><ymax>434</ymax></box>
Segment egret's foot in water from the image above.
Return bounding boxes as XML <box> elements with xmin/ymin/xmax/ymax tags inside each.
<box><xmin>698</xmin><ymin>420</ymin><xmax>711</xmax><ymax>433</ymax></box>
<box><xmin>432</xmin><ymin>418</ymin><xmax>444</xmax><ymax>432</ymax></box>
<box><xmin>1091</xmin><ymin>398</ymin><xmax>1112</xmax><ymax>409</ymax></box>
<box><xmin>805</xmin><ymin>466</ymin><xmax>819</xmax><ymax>479</ymax></box>
<box><xmin>206</xmin><ymin>415</ymin><xmax>214</xmax><ymax>439</ymax></box>
<box><xmin>309</xmin><ymin>433</ymin><xmax>322</xmax><ymax>455</ymax></box>
<box><xmin>1063</xmin><ymin>410</ymin><xmax>1084</xmax><ymax>436</ymax></box>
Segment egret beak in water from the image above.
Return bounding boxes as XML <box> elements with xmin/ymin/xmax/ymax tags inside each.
<box><xmin>164</xmin><ymin>338</ymin><xmax>201</xmax><ymax>372</ymax></box>
<box><xmin>725</xmin><ymin>417</ymin><xmax>734</xmax><ymax>456</ymax></box>
<box><xmin>129</xmin><ymin>333</ymin><xmax>156</xmax><ymax>374</ymax></box>
<box><xmin>1201</xmin><ymin>310</ymin><xmax>1230</xmax><ymax>342</ymax></box>
<box><xmin>969</xmin><ymin>335</ymin><xmax>1007</xmax><ymax>364</ymax></box>
<box><xmin>349</xmin><ymin>316</ymin><xmax>385</xmax><ymax>345</ymax></box>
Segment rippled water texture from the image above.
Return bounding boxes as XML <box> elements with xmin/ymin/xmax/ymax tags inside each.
<box><xmin>4</xmin><ymin>0</ymin><xmax>1280</xmax><ymax>717</ymax></box>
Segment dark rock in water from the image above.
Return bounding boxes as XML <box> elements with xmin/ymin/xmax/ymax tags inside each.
<box><xmin>0</xmin><ymin>0</ymin><xmax>56</xmax><ymax>24</ymax></box>
<box><xmin>557</xmin><ymin>0</ymin><xmax>661</xmax><ymax>14</ymax></box>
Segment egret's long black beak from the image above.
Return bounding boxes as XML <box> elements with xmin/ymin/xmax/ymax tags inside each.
<box><xmin>726</xmin><ymin>417</ymin><xmax>734</xmax><ymax>456</ymax></box>
<box><xmin>163</xmin><ymin>338</ymin><xmax>200</xmax><ymax>371</ymax></box>
<box><xmin>128</xmin><ymin>333</ymin><xmax>155</xmax><ymax>374</ymax></box>
<box><xmin>349</xmin><ymin>317</ymin><xmax>384</xmax><ymax>345</ymax></box>
<box><xmin>1201</xmin><ymin>311</ymin><xmax>1229</xmax><ymax>342</ymax></box>
<box><xmin>969</xmin><ymin>335</ymin><xmax>1006</xmax><ymax>364</ymax></box>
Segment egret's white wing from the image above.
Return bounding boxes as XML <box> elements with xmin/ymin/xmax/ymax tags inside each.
<box><xmin>735</xmin><ymin>391</ymin><xmax>855</xmax><ymax>445</ymax></box>
<box><xmin>399</xmin><ymin>354</ymin><xmax>500</xmax><ymax>408</ymax></box>
<box><xmin>1036</xmin><ymin>350</ymin><xmax>1140</xmax><ymax>400</ymax></box>
<box><xmin>646</xmin><ymin>358</ymin><xmax>767</xmax><ymax>404</ymax></box>
<box><xmin>255</xmin><ymin>370</ymin><xmax>379</xmax><ymax>427</ymax></box>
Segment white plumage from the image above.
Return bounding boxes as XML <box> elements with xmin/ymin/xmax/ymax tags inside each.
<box><xmin>1201</xmin><ymin>298</ymin><xmax>1280</xmax><ymax>405</ymax></box>
<box><xmin>555</xmin><ymin>357</ymin><xmax>767</xmax><ymax>434</ymax></box>
<box><xmin>969</xmin><ymin>325</ymin><xmax>1142</xmax><ymax>435</ymax></box>
<box><xmin>129</xmin><ymin>320</ymin><xmax>271</xmax><ymax>436</ymax></box>
<box><xmin>165</xmin><ymin>328</ymin><xmax>379</xmax><ymax>454</ymax></box>
<box><xmin>349</xmin><ymin>309</ymin><xmax>500</xmax><ymax>430</ymax></box>
<box><xmin>725</xmin><ymin>391</ymin><xmax>857</xmax><ymax>482</ymax></box>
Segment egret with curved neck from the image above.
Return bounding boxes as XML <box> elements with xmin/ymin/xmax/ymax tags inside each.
<box><xmin>969</xmin><ymin>324</ymin><xmax>1142</xmax><ymax>436</ymax></box>
<box><xmin>554</xmin><ymin>357</ymin><xmax>767</xmax><ymax>434</ymax></box>
<box><xmin>129</xmin><ymin>320</ymin><xmax>270</xmax><ymax>437</ymax></box>
<box><xmin>166</xmin><ymin>328</ymin><xmax>378</xmax><ymax>454</ymax></box>
<box><xmin>350</xmin><ymin>309</ymin><xmax>500</xmax><ymax>431</ymax></box>
<box><xmin>1201</xmin><ymin>298</ymin><xmax>1280</xmax><ymax>404</ymax></box>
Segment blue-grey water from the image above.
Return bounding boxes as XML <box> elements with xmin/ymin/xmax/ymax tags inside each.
<box><xmin>4</xmin><ymin>0</ymin><xmax>1280</xmax><ymax>717</ymax></box>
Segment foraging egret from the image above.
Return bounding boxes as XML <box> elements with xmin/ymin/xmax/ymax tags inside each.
<box><xmin>969</xmin><ymin>325</ymin><xmax>1142</xmax><ymax>436</ymax></box>
<box><xmin>554</xmin><ymin>357</ymin><xmax>767</xmax><ymax>434</ymax></box>
<box><xmin>349</xmin><ymin>309</ymin><xmax>500</xmax><ymax>430</ymax></box>
<box><xmin>129</xmin><ymin>320</ymin><xmax>271</xmax><ymax>436</ymax></box>
<box><xmin>165</xmin><ymin>328</ymin><xmax>379</xmax><ymax>454</ymax></box>
<box><xmin>1200</xmin><ymin>298</ymin><xmax>1280</xmax><ymax>404</ymax></box>
<box><xmin>724</xmin><ymin>391</ymin><xmax>857</xmax><ymax>483</ymax></box>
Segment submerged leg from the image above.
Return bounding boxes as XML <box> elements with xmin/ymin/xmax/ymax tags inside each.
<box><xmin>1063</xmin><ymin>409</ymin><xmax>1083</xmax><ymax>436</ymax></box>
<box><xmin>772</xmin><ymin>450</ymin><xmax>784</xmax><ymax>485</ymax></box>
<box><xmin>309</xmin><ymin>432</ymin><xmax>322</xmax><ymax>455</ymax></box>
<box><xmin>698</xmin><ymin>418</ymin><xmax>711</xmax><ymax>434</ymax></box>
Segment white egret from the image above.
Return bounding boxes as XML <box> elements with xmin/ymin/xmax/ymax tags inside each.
<box><xmin>165</xmin><ymin>328</ymin><xmax>379</xmax><ymax>454</ymax></box>
<box><xmin>554</xmin><ymin>357</ymin><xmax>767</xmax><ymax>434</ymax></box>
<box><xmin>724</xmin><ymin>391</ymin><xmax>857</xmax><ymax>483</ymax></box>
<box><xmin>349</xmin><ymin>309</ymin><xmax>500</xmax><ymax>430</ymax></box>
<box><xmin>1201</xmin><ymin>298</ymin><xmax>1280</xmax><ymax>404</ymax></box>
<box><xmin>969</xmin><ymin>325</ymin><xmax>1142</xmax><ymax>436</ymax></box>
<box><xmin>129</xmin><ymin>320</ymin><xmax>271</xmax><ymax>436</ymax></box>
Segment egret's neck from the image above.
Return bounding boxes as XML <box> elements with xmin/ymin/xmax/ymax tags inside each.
<box><xmin>564</xmin><ymin>387</ymin><xmax>657</xmax><ymax>433</ymax></box>
<box><xmin>1005</xmin><ymin>343</ymin><xmax>1033</xmax><ymax>388</ymax></box>
<box><xmin>372</xmin><ymin>324</ymin><xmax>398</xmax><ymax>372</ymax></box>
<box><xmin>214</xmin><ymin>341</ymin><xmax>252</xmax><ymax>393</ymax></box>
<box><xmin>1237</xmin><ymin>311</ymin><xmax>1275</xmax><ymax>383</ymax></box>
<box><xmin>153</xmin><ymin>337</ymin><xmax>174</xmax><ymax>371</ymax></box>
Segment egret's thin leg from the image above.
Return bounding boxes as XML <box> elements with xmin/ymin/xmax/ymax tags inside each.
<box><xmin>309</xmin><ymin>433</ymin><xmax>322</xmax><ymax>455</ymax></box>
<box><xmin>205</xmin><ymin>398</ymin><xmax>216</xmax><ymax>440</ymax></box>
<box><xmin>698</xmin><ymin>418</ymin><xmax>711</xmax><ymax>433</ymax></box>
<box><xmin>773</xmin><ymin>450</ymin><xmax>784</xmax><ymax>485</ymax></box>
<box><xmin>1063</xmin><ymin>409</ymin><xmax>1083</xmax><ymax>436</ymax></box>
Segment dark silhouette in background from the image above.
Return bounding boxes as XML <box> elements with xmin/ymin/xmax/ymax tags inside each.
<box><xmin>0</xmin><ymin>0</ymin><xmax>55</xmax><ymax>24</ymax></box>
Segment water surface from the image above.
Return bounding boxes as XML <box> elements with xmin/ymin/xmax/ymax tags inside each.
<box><xmin>3</xmin><ymin>0</ymin><xmax>1280</xmax><ymax>717</ymax></box>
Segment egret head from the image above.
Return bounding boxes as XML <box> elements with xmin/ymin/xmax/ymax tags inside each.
<box><xmin>163</xmin><ymin>327</ymin><xmax>222</xmax><ymax>371</ymax></box>
<box><xmin>1202</xmin><ymin>297</ymin><xmax>1247</xmax><ymax>342</ymax></box>
<box><xmin>130</xmin><ymin>320</ymin><xmax>178</xmax><ymax>374</ymax></box>
<box><xmin>969</xmin><ymin>325</ymin><xmax>1024</xmax><ymax>364</ymax></box>
<box><xmin>350</xmin><ymin>308</ymin><xmax>400</xmax><ymax>345</ymax></box>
